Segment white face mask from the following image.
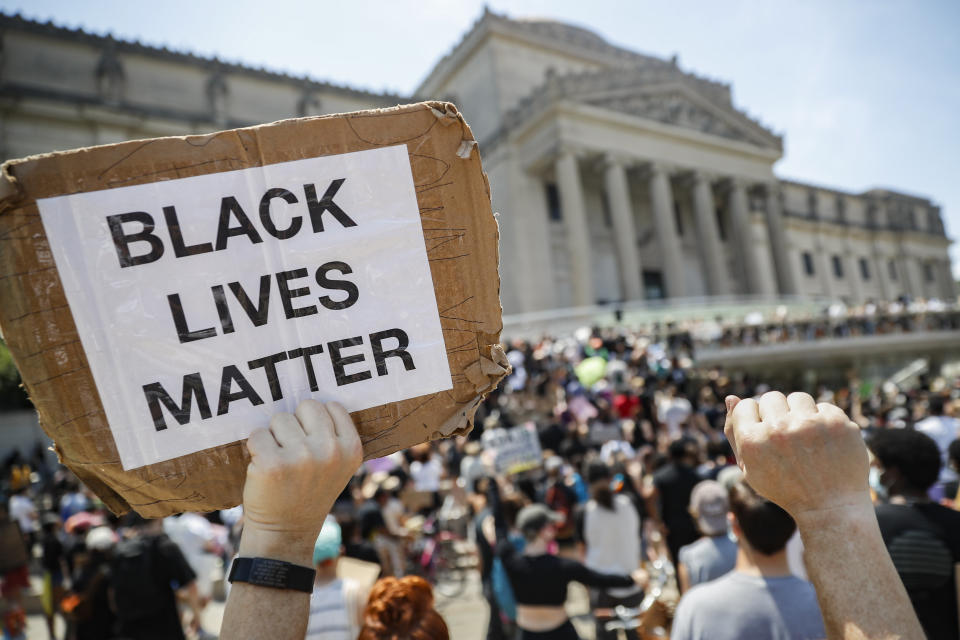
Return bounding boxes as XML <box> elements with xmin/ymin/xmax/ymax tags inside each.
<box><xmin>869</xmin><ymin>467</ymin><xmax>888</xmax><ymax>501</ymax></box>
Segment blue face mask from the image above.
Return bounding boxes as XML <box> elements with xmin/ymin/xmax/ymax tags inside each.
<box><xmin>869</xmin><ymin>467</ymin><xmax>888</xmax><ymax>501</ymax></box>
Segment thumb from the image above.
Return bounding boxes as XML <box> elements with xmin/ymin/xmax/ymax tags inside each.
<box><xmin>725</xmin><ymin>395</ymin><xmax>741</xmax><ymax>414</ymax></box>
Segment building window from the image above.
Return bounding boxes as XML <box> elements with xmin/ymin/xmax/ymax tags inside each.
<box><xmin>674</xmin><ymin>202</ymin><xmax>684</xmax><ymax>236</ymax></box>
<box><xmin>807</xmin><ymin>190</ymin><xmax>818</xmax><ymax>219</ymax></box>
<box><xmin>545</xmin><ymin>183</ymin><xmax>562</xmax><ymax>221</ymax></box>
<box><xmin>802</xmin><ymin>252</ymin><xmax>815</xmax><ymax>276</ymax></box>
<box><xmin>832</xmin><ymin>255</ymin><xmax>844</xmax><ymax>278</ymax></box>
<box><xmin>859</xmin><ymin>258</ymin><xmax>870</xmax><ymax>280</ymax></box>
<box><xmin>888</xmin><ymin>260</ymin><xmax>897</xmax><ymax>281</ymax></box>
<box><xmin>924</xmin><ymin>262</ymin><xmax>935</xmax><ymax>283</ymax></box>
<box><xmin>836</xmin><ymin>196</ymin><xmax>846</xmax><ymax>223</ymax></box>
<box><xmin>643</xmin><ymin>271</ymin><xmax>666</xmax><ymax>300</ymax></box>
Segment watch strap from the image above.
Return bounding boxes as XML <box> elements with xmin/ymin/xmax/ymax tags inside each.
<box><xmin>227</xmin><ymin>557</ymin><xmax>315</xmax><ymax>593</ymax></box>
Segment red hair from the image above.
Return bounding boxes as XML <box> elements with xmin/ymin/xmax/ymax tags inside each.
<box><xmin>358</xmin><ymin>576</ymin><xmax>449</xmax><ymax>640</ymax></box>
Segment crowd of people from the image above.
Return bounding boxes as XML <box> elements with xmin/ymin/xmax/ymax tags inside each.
<box><xmin>1</xmin><ymin>320</ymin><xmax>959</xmax><ymax>640</ymax></box>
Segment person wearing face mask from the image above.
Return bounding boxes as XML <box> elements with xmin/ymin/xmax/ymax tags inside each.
<box><xmin>867</xmin><ymin>428</ymin><xmax>960</xmax><ymax>640</ymax></box>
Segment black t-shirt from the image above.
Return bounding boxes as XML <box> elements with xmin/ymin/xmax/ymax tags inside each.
<box><xmin>358</xmin><ymin>499</ymin><xmax>386</xmax><ymax>540</ymax></box>
<box><xmin>876</xmin><ymin>502</ymin><xmax>960</xmax><ymax>640</ymax></box>
<box><xmin>41</xmin><ymin>533</ymin><xmax>64</xmax><ymax>573</ymax></box>
<box><xmin>114</xmin><ymin>533</ymin><xmax>196</xmax><ymax>640</ymax></box>
<box><xmin>653</xmin><ymin>463</ymin><xmax>700</xmax><ymax>548</ymax></box>
<box><xmin>496</xmin><ymin>543</ymin><xmax>634</xmax><ymax>606</ymax></box>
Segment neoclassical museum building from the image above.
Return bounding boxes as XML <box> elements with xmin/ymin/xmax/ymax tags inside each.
<box><xmin>0</xmin><ymin>10</ymin><xmax>954</xmax><ymax>314</ymax></box>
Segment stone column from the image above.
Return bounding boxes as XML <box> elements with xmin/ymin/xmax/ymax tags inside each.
<box><xmin>872</xmin><ymin>247</ymin><xmax>891</xmax><ymax>301</ymax></box>
<box><xmin>726</xmin><ymin>180</ymin><xmax>772</xmax><ymax>296</ymax></box>
<box><xmin>844</xmin><ymin>240</ymin><xmax>864</xmax><ymax>304</ymax></box>
<box><xmin>816</xmin><ymin>237</ymin><xmax>835</xmax><ymax>299</ymax></box>
<box><xmin>690</xmin><ymin>172</ymin><xmax>732</xmax><ymax>295</ymax></box>
<box><xmin>763</xmin><ymin>183</ymin><xmax>799</xmax><ymax>296</ymax></box>
<box><xmin>942</xmin><ymin>260</ymin><xmax>958</xmax><ymax>300</ymax></box>
<box><xmin>647</xmin><ymin>164</ymin><xmax>686</xmax><ymax>298</ymax></box>
<box><xmin>554</xmin><ymin>149</ymin><xmax>594</xmax><ymax>307</ymax></box>
<box><xmin>603</xmin><ymin>154</ymin><xmax>644</xmax><ymax>301</ymax></box>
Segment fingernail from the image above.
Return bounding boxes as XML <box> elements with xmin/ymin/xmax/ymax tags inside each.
<box><xmin>725</xmin><ymin>396</ymin><xmax>737</xmax><ymax>413</ymax></box>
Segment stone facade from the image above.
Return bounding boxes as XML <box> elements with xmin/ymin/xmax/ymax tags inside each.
<box><xmin>1</xmin><ymin>10</ymin><xmax>953</xmax><ymax>314</ymax></box>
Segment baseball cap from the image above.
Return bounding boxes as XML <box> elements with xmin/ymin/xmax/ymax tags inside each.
<box><xmin>313</xmin><ymin>516</ymin><xmax>342</xmax><ymax>565</ymax></box>
<box><xmin>690</xmin><ymin>480</ymin><xmax>729</xmax><ymax>536</ymax></box>
<box><xmin>516</xmin><ymin>504</ymin><xmax>563</xmax><ymax>536</ymax></box>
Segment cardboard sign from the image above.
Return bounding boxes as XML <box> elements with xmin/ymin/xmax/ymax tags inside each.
<box><xmin>37</xmin><ymin>145</ymin><xmax>452</xmax><ymax>470</ymax></box>
<box><xmin>0</xmin><ymin>102</ymin><xmax>508</xmax><ymax>516</ymax></box>
<box><xmin>482</xmin><ymin>422</ymin><xmax>542</xmax><ymax>475</ymax></box>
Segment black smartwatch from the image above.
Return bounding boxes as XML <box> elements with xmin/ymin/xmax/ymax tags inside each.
<box><xmin>227</xmin><ymin>557</ymin><xmax>316</xmax><ymax>593</ymax></box>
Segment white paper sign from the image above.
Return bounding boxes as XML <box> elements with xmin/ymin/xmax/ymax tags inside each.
<box><xmin>482</xmin><ymin>423</ymin><xmax>542</xmax><ymax>475</ymax></box>
<box><xmin>38</xmin><ymin>145</ymin><xmax>452</xmax><ymax>470</ymax></box>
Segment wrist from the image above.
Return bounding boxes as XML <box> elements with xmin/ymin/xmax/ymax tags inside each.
<box><xmin>238</xmin><ymin>524</ymin><xmax>317</xmax><ymax>566</ymax></box>
<box><xmin>792</xmin><ymin>493</ymin><xmax>876</xmax><ymax>536</ymax></box>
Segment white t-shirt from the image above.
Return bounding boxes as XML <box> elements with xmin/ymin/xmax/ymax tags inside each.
<box><xmin>410</xmin><ymin>457</ymin><xmax>442</xmax><ymax>492</ymax></box>
<box><xmin>658</xmin><ymin>397</ymin><xmax>693</xmax><ymax>439</ymax></box>
<box><xmin>584</xmin><ymin>494</ymin><xmax>641</xmax><ymax>597</ymax></box>
<box><xmin>9</xmin><ymin>494</ymin><xmax>37</xmax><ymax>533</ymax></box>
<box><xmin>915</xmin><ymin>415</ymin><xmax>960</xmax><ymax>483</ymax></box>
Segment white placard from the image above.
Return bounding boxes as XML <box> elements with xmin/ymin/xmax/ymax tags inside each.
<box><xmin>38</xmin><ymin>145</ymin><xmax>452</xmax><ymax>470</ymax></box>
<box><xmin>482</xmin><ymin>423</ymin><xmax>542</xmax><ymax>475</ymax></box>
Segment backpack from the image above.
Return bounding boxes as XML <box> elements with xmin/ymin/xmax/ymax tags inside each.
<box><xmin>109</xmin><ymin>535</ymin><xmax>167</xmax><ymax>621</ymax></box>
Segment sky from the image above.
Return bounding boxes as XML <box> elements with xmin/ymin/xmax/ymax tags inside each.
<box><xmin>5</xmin><ymin>0</ymin><xmax>960</xmax><ymax>276</ymax></box>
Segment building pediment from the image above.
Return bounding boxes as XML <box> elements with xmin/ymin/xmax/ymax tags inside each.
<box><xmin>579</xmin><ymin>84</ymin><xmax>779</xmax><ymax>149</ymax></box>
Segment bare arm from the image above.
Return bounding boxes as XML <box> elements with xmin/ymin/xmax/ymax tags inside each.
<box><xmin>221</xmin><ymin>400</ymin><xmax>363</xmax><ymax>640</ymax></box>
<box><xmin>724</xmin><ymin>392</ymin><xmax>923</xmax><ymax>640</ymax></box>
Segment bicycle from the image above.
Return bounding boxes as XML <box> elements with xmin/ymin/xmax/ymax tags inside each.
<box><xmin>602</xmin><ymin>557</ymin><xmax>673</xmax><ymax>640</ymax></box>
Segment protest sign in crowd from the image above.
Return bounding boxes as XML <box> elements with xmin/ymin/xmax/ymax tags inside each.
<box><xmin>2</xmin><ymin>312</ymin><xmax>958</xmax><ymax>640</ymax></box>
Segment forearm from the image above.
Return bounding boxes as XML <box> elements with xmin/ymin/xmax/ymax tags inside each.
<box><xmin>220</xmin><ymin>528</ymin><xmax>315</xmax><ymax>640</ymax></box>
<box><xmin>796</xmin><ymin>498</ymin><xmax>923</xmax><ymax>640</ymax></box>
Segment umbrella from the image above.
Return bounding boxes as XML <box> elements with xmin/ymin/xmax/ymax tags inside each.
<box><xmin>575</xmin><ymin>356</ymin><xmax>607</xmax><ymax>387</ymax></box>
<box><xmin>64</xmin><ymin>511</ymin><xmax>104</xmax><ymax>534</ymax></box>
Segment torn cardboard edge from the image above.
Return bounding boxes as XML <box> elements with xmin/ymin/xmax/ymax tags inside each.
<box><xmin>0</xmin><ymin>101</ymin><xmax>509</xmax><ymax>517</ymax></box>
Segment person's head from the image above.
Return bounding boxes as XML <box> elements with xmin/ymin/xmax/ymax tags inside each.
<box><xmin>469</xmin><ymin>476</ymin><xmax>492</xmax><ymax>513</ymax></box>
<box><xmin>728</xmin><ymin>481</ymin><xmax>795</xmax><ymax>556</ymax></box>
<box><xmin>516</xmin><ymin>503</ymin><xmax>563</xmax><ymax>544</ymax></box>
<box><xmin>927</xmin><ymin>394</ymin><xmax>946</xmax><ymax>416</ymax></box>
<box><xmin>359</xmin><ymin>576</ymin><xmax>449</xmax><ymax>640</ymax></box>
<box><xmin>689</xmin><ymin>480</ymin><xmax>729</xmax><ymax>537</ymax></box>
<box><xmin>668</xmin><ymin>437</ymin><xmax>698</xmax><ymax>465</ymax></box>
<box><xmin>948</xmin><ymin>439</ymin><xmax>960</xmax><ymax>475</ymax></box>
<box><xmin>313</xmin><ymin>517</ymin><xmax>343</xmax><ymax>569</ymax></box>
<box><xmin>545</xmin><ymin>455</ymin><xmax>564</xmax><ymax>480</ymax></box>
<box><xmin>867</xmin><ymin>428</ymin><xmax>941</xmax><ymax>497</ymax></box>
<box><xmin>586</xmin><ymin>461</ymin><xmax>614</xmax><ymax>510</ymax></box>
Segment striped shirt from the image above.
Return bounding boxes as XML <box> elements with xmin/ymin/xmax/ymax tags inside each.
<box><xmin>306</xmin><ymin>578</ymin><xmax>364</xmax><ymax>640</ymax></box>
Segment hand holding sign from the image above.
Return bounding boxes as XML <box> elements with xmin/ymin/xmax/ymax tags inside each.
<box><xmin>238</xmin><ymin>400</ymin><xmax>363</xmax><ymax>566</ymax></box>
<box><xmin>723</xmin><ymin>391</ymin><xmax>870</xmax><ymax>521</ymax></box>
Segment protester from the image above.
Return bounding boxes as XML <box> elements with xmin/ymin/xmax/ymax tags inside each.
<box><xmin>581</xmin><ymin>461</ymin><xmax>643</xmax><ymax>640</ymax></box>
<box><xmin>647</xmin><ymin>437</ymin><xmax>701</xmax><ymax>563</ymax></box>
<box><xmin>672</xmin><ymin>480</ymin><xmax>825</xmax><ymax>639</ymax></box>
<box><xmin>38</xmin><ymin>513</ymin><xmax>66</xmax><ymax>639</ymax></box>
<box><xmin>915</xmin><ymin>394</ymin><xmax>960</xmax><ymax>497</ymax></box>
<box><xmin>358</xmin><ymin>576</ymin><xmax>448</xmax><ymax>640</ymax></box>
<box><xmin>867</xmin><ymin>428</ymin><xmax>960</xmax><ymax>640</ymax></box>
<box><xmin>493</xmin><ymin>495</ymin><xmax>645</xmax><ymax>640</ymax></box>
<box><xmin>676</xmin><ymin>480</ymin><xmax>736</xmax><ymax>592</ymax></box>
<box><xmin>110</xmin><ymin>514</ymin><xmax>204</xmax><ymax>640</ymax></box>
<box><xmin>306</xmin><ymin>516</ymin><xmax>368</xmax><ymax>640</ymax></box>
<box><xmin>65</xmin><ymin>526</ymin><xmax>116</xmax><ymax>640</ymax></box>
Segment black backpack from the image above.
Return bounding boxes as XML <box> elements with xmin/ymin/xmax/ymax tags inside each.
<box><xmin>109</xmin><ymin>535</ymin><xmax>167</xmax><ymax>621</ymax></box>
